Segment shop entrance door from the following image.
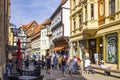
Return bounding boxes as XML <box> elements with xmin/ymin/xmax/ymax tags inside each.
<box><xmin>89</xmin><ymin>39</ymin><xmax>96</xmax><ymax>64</ymax></box>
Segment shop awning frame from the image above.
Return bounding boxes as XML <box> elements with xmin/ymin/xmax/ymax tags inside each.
<box><xmin>52</xmin><ymin>45</ymin><xmax>67</xmax><ymax>51</ymax></box>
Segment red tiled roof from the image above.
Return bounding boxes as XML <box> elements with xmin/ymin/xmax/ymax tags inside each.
<box><xmin>33</xmin><ymin>24</ymin><xmax>43</xmax><ymax>35</ymax></box>
<box><xmin>42</xmin><ymin>19</ymin><xmax>51</xmax><ymax>26</ymax></box>
<box><xmin>31</xmin><ymin>24</ymin><xmax>44</xmax><ymax>40</ymax></box>
<box><xmin>21</xmin><ymin>21</ymin><xmax>38</xmax><ymax>30</ymax></box>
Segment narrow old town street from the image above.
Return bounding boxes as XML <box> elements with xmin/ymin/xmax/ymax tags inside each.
<box><xmin>41</xmin><ymin>68</ymin><xmax>120</xmax><ymax>80</ymax></box>
<box><xmin>27</xmin><ymin>64</ymin><xmax>120</xmax><ymax>80</ymax></box>
<box><xmin>41</xmin><ymin>69</ymin><xmax>85</xmax><ymax>80</ymax></box>
<box><xmin>1</xmin><ymin>0</ymin><xmax>120</xmax><ymax>80</ymax></box>
<box><xmin>6</xmin><ymin>57</ymin><xmax>120</xmax><ymax>80</ymax></box>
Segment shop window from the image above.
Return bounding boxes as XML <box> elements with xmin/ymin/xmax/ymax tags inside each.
<box><xmin>90</xmin><ymin>40</ymin><xmax>96</xmax><ymax>49</ymax></box>
<box><xmin>109</xmin><ymin>0</ymin><xmax>115</xmax><ymax>15</ymax></box>
<box><xmin>79</xmin><ymin>40</ymin><xmax>85</xmax><ymax>48</ymax></box>
<box><xmin>106</xmin><ymin>33</ymin><xmax>117</xmax><ymax>64</ymax></box>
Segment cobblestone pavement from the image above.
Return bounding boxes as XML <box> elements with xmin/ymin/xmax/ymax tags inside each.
<box><xmin>11</xmin><ymin>63</ymin><xmax>120</xmax><ymax>80</ymax></box>
<box><xmin>41</xmin><ymin>69</ymin><xmax>86</xmax><ymax>80</ymax></box>
<box><xmin>41</xmin><ymin>69</ymin><xmax>120</xmax><ymax>80</ymax></box>
<box><xmin>82</xmin><ymin>73</ymin><xmax>120</xmax><ymax>80</ymax></box>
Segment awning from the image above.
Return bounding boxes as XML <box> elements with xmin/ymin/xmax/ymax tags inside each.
<box><xmin>52</xmin><ymin>46</ymin><xmax>66</xmax><ymax>51</ymax></box>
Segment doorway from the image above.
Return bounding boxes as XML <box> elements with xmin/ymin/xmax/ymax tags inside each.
<box><xmin>89</xmin><ymin>39</ymin><xmax>96</xmax><ymax>63</ymax></box>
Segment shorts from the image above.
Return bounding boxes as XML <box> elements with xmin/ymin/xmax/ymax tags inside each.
<box><xmin>61</xmin><ymin>66</ymin><xmax>66</xmax><ymax>72</ymax></box>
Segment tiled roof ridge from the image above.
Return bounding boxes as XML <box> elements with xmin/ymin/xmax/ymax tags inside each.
<box><xmin>42</xmin><ymin>19</ymin><xmax>51</xmax><ymax>26</ymax></box>
<box><xmin>21</xmin><ymin>20</ymin><xmax>38</xmax><ymax>30</ymax></box>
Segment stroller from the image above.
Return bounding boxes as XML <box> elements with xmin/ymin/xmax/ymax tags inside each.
<box><xmin>75</xmin><ymin>62</ymin><xmax>82</xmax><ymax>74</ymax></box>
<box><xmin>87</xmin><ymin>66</ymin><xmax>96</xmax><ymax>74</ymax></box>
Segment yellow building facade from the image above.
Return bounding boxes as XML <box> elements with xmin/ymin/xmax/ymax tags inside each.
<box><xmin>8</xmin><ymin>24</ymin><xmax>14</xmax><ymax>46</ymax></box>
<box><xmin>70</xmin><ymin>0</ymin><xmax>120</xmax><ymax>70</ymax></box>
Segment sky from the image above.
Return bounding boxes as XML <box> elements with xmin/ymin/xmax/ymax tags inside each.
<box><xmin>10</xmin><ymin>0</ymin><xmax>61</xmax><ymax>27</ymax></box>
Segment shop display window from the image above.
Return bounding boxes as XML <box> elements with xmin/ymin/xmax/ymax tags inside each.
<box><xmin>106</xmin><ymin>33</ymin><xmax>117</xmax><ymax>64</ymax></box>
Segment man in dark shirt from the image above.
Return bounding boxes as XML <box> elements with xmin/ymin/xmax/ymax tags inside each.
<box><xmin>46</xmin><ymin>56</ymin><xmax>51</xmax><ymax>74</ymax></box>
<box><xmin>61</xmin><ymin>57</ymin><xmax>66</xmax><ymax>76</ymax></box>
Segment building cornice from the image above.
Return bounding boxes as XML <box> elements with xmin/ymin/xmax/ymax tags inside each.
<box><xmin>99</xmin><ymin>20</ymin><xmax>120</xmax><ymax>30</ymax></box>
<box><xmin>70</xmin><ymin>6</ymin><xmax>82</xmax><ymax>17</ymax></box>
<box><xmin>70</xmin><ymin>31</ymin><xmax>83</xmax><ymax>39</ymax></box>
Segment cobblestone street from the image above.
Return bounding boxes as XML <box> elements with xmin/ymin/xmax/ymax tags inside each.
<box><xmin>82</xmin><ymin>72</ymin><xmax>120</xmax><ymax>80</ymax></box>
<box><xmin>41</xmin><ymin>68</ymin><xmax>120</xmax><ymax>80</ymax></box>
<box><xmin>41</xmin><ymin>69</ymin><xmax>86</xmax><ymax>80</ymax></box>
<box><xmin>10</xmin><ymin>62</ymin><xmax>120</xmax><ymax>80</ymax></box>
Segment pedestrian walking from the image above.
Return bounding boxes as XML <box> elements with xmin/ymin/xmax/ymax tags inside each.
<box><xmin>61</xmin><ymin>57</ymin><xmax>67</xmax><ymax>76</ymax></box>
<box><xmin>68</xmin><ymin>59</ymin><xmax>74</xmax><ymax>75</ymax></box>
<box><xmin>46</xmin><ymin>56</ymin><xmax>51</xmax><ymax>74</ymax></box>
<box><xmin>53</xmin><ymin>55</ymin><xmax>58</xmax><ymax>69</ymax></box>
<box><xmin>25</xmin><ymin>58</ymin><xmax>29</xmax><ymax>69</ymax></box>
<box><xmin>84</xmin><ymin>57</ymin><xmax>91</xmax><ymax>74</ymax></box>
<box><xmin>72</xmin><ymin>56</ymin><xmax>77</xmax><ymax>73</ymax></box>
<box><xmin>76</xmin><ymin>56</ymin><xmax>82</xmax><ymax>74</ymax></box>
<box><xmin>58</xmin><ymin>56</ymin><xmax>62</xmax><ymax>70</ymax></box>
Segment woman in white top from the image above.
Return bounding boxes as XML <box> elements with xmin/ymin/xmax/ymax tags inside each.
<box><xmin>84</xmin><ymin>57</ymin><xmax>91</xmax><ymax>74</ymax></box>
